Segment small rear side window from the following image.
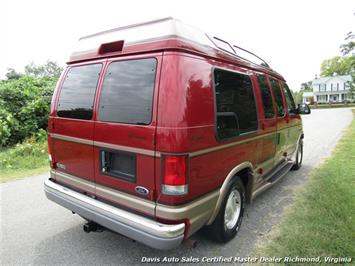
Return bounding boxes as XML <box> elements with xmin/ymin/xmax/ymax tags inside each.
<box><xmin>57</xmin><ymin>64</ymin><xmax>102</xmax><ymax>120</ymax></box>
<box><xmin>98</xmin><ymin>58</ymin><xmax>157</xmax><ymax>125</ymax></box>
<box><xmin>214</xmin><ymin>68</ymin><xmax>258</xmax><ymax>140</ymax></box>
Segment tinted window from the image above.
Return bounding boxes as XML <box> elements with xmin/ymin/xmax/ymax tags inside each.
<box><xmin>270</xmin><ymin>78</ymin><xmax>285</xmax><ymax>117</ymax></box>
<box><xmin>98</xmin><ymin>58</ymin><xmax>157</xmax><ymax>124</ymax></box>
<box><xmin>57</xmin><ymin>64</ymin><xmax>101</xmax><ymax>120</ymax></box>
<box><xmin>283</xmin><ymin>83</ymin><xmax>297</xmax><ymax>114</ymax></box>
<box><xmin>257</xmin><ymin>75</ymin><xmax>275</xmax><ymax>119</ymax></box>
<box><xmin>214</xmin><ymin>69</ymin><xmax>258</xmax><ymax>139</ymax></box>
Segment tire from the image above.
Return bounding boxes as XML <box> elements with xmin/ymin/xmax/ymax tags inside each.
<box><xmin>207</xmin><ymin>177</ymin><xmax>245</xmax><ymax>243</ymax></box>
<box><xmin>292</xmin><ymin>139</ymin><xmax>303</xmax><ymax>170</ymax></box>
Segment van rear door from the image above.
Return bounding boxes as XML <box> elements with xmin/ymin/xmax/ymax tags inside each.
<box><xmin>93</xmin><ymin>54</ymin><xmax>161</xmax><ymax>212</ymax></box>
<box><xmin>50</xmin><ymin>62</ymin><xmax>104</xmax><ymax>195</ymax></box>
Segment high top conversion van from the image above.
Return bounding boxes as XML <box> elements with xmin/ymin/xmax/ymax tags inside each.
<box><xmin>44</xmin><ymin>18</ymin><xmax>310</xmax><ymax>250</ymax></box>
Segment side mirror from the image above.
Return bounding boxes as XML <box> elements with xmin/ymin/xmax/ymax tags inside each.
<box><xmin>298</xmin><ymin>103</ymin><xmax>311</xmax><ymax>115</ymax></box>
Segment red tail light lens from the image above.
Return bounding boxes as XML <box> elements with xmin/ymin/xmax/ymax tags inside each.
<box><xmin>162</xmin><ymin>155</ymin><xmax>188</xmax><ymax>195</ymax></box>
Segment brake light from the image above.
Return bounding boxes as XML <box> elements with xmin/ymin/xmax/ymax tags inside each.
<box><xmin>98</xmin><ymin>40</ymin><xmax>124</xmax><ymax>54</ymax></box>
<box><xmin>162</xmin><ymin>155</ymin><xmax>189</xmax><ymax>195</ymax></box>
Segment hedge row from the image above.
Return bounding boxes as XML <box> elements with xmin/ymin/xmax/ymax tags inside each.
<box><xmin>0</xmin><ymin>76</ymin><xmax>57</xmax><ymax>147</ymax></box>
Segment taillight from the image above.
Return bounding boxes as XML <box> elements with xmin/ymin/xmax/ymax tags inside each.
<box><xmin>161</xmin><ymin>155</ymin><xmax>189</xmax><ymax>195</ymax></box>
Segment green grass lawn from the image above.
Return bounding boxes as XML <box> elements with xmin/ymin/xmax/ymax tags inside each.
<box><xmin>254</xmin><ymin>111</ymin><xmax>355</xmax><ymax>264</ymax></box>
<box><xmin>310</xmin><ymin>103</ymin><xmax>355</xmax><ymax>109</ymax></box>
<box><xmin>0</xmin><ymin>138</ymin><xmax>49</xmax><ymax>183</ymax></box>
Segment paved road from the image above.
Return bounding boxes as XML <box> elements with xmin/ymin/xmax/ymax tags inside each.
<box><xmin>1</xmin><ymin>108</ymin><xmax>353</xmax><ymax>265</ymax></box>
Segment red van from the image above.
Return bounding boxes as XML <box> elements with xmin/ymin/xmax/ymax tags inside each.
<box><xmin>44</xmin><ymin>17</ymin><xmax>310</xmax><ymax>249</ymax></box>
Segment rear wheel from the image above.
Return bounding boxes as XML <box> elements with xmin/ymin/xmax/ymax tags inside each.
<box><xmin>208</xmin><ymin>177</ymin><xmax>245</xmax><ymax>242</ymax></box>
<box><xmin>292</xmin><ymin>139</ymin><xmax>303</xmax><ymax>170</ymax></box>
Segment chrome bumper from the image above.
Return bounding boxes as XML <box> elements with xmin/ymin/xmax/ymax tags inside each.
<box><xmin>44</xmin><ymin>179</ymin><xmax>185</xmax><ymax>250</ymax></box>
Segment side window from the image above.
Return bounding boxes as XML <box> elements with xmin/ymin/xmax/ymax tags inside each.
<box><xmin>57</xmin><ymin>64</ymin><xmax>102</xmax><ymax>120</ymax></box>
<box><xmin>214</xmin><ymin>69</ymin><xmax>258</xmax><ymax>140</ymax></box>
<box><xmin>269</xmin><ymin>78</ymin><xmax>285</xmax><ymax>117</ymax></box>
<box><xmin>257</xmin><ymin>75</ymin><xmax>275</xmax><ymax>119</ymax></box>
<box><xmin>283</xmin><ymin>83</ymin><xmax>297</xmax><ymax>115</ymax></box>
<box><xmin>98</xmin><ymin>58</ymin><xmax>157</xmax><ymax>124</ymax></box>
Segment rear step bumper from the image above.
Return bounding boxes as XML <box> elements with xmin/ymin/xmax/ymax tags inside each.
<box><xmin>44</xmin><ymin>178</ymin><xmax>185</xmax><ymax>250</ymax></box>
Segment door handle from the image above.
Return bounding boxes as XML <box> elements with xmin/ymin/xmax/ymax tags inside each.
<box><xmin>101</xmin><ymin>151</ymin><xmax>109</xmax><ymax>172</ymax></box>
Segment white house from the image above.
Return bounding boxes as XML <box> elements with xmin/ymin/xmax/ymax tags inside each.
<box><xmin>302</xmin><ymin>91</ymin><xmax>314</xmax><ymax>104</ymax></box>
<box><xmin>312</xmin><ymin>74</ymin><xmax>353</xmax><ymax>103</ymax></box>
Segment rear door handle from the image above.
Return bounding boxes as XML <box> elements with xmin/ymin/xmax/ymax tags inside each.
<box><xmin>101</xmin><ymin>151</ymin><xmax>109</xmax><ymax>172</ymax></box>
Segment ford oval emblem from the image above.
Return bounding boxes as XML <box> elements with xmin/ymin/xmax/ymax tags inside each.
<box><xmin>135</xmin><ymin>186</ymin><xmax>149</xmax><ymax>195</ymax></box>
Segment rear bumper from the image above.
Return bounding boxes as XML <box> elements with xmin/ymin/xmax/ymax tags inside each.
<box><xmin>44</xmin><ymin>178</ymin><xmax>185</xmax><ymax>250</ymax></box>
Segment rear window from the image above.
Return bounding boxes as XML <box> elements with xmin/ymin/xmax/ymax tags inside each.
<box><xmin>98</xmin><ymin>58</ymin><xmax>157</xmax><ymax>124</ymax></box>
<box><xmin>57</xmin><ymin>64</ymin><xmax>102</xmax><ymax>120</ymax></box>
<box><xmin>214</xmin><ymin>69</ymin><xmax>258</xmax><ymax>139</ymax></box>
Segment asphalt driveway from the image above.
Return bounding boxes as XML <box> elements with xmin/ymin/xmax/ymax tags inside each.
<box><xmin>0</xmin><ymin>108</ymin><xmax>353</xmax><ymax>265</ymax></box>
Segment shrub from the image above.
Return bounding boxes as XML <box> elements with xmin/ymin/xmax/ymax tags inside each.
<box><xmin>0</xmin><ymin>76</ymin><xmax>57</xmax><ymax>147</ymax></box>
<box><xmin>0</xmin><ymin>137</ymin><xmax>48</xmax><ymax>172</ymax></box>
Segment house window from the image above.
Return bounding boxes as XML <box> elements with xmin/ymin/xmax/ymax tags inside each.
<box><xmin>344</xmin><ymin>82</ymin><xmax>350</xmax><ymax>90</ymax></box>
<box><xmin>337</xmin><ymin>83</ymin><xmax>339</xmax><ymax>91</ymax></box>
<box><xmin>320</xmin><ymin>83</ymin><xmax>326</xmax><ymax>91</ymax></box>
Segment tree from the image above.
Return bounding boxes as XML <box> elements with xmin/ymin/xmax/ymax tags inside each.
<box><xmin>346</xmin><ymin>73</ymin><xmax>355</xmax><ymax>102</ymax></box>
<box><xmin>291</xmin><ymin>90</ymin><xmax>303</xmax><ymax>105</ymax></box>
<box><xmin>300</xmin><ymin>81</ymin><xmax>313</xmax><ymax>91</ymax></box>
<box><xmin>340</xmin><ymin>31</ymin><xmax>355</xmax><ymax>56</ymax></box>
<box><xmin>25</xmin><ymin>60</ymin><xmax>63</xmax><ymax>78</ymax></box>
<box><xmin>0</xmin><ymin>76</ymin><xmax>57</xmax><ymax>147</ymax></box>
<box><xmin>320</xmin><ymin>55</ymin><xmax>355</xmax><ymax>77</ymax></box>
<box><xmin>5</xmin><ymin>68</ymin><xmax>23</xmax><ymax>80</ymax></box>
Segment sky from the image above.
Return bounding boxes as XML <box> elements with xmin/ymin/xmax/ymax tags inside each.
<box><xmin>1</xmin><ymin>0</ymin><xmax>354</xmax><ymax>90</ymax></box>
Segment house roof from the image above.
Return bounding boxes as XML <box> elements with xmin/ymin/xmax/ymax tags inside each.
<box><xmin>312</xmin><ymin>75</ymin><xmax>352</xmax><ymax>85</ymax></box>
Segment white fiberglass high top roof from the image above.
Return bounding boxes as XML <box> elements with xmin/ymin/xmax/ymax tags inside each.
<box><xmin>75</xmin><ymin>17</ymin><xmax>214</xmax><ymax>53</ymax></box>
<box><xmin>73</xmin><ymin>17</ymin><xmax>270</xmax><ymax>68</ymax></box>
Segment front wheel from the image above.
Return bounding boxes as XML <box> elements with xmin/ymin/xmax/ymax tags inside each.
<box><xmin>207</xmin><ymin>177</ymin><xmax>245</xmax><ymax>242</ymax></box>
<box><xmin>292</xmin><ymin>139</ymin><xmax>303</xmax><ymax>170</ymax></box>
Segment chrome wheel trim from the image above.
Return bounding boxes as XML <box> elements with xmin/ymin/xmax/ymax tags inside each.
<box><xmin>224</xmin><ymin>189</ymin><xmax>241</xmax><ymax>230</ymax></box>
